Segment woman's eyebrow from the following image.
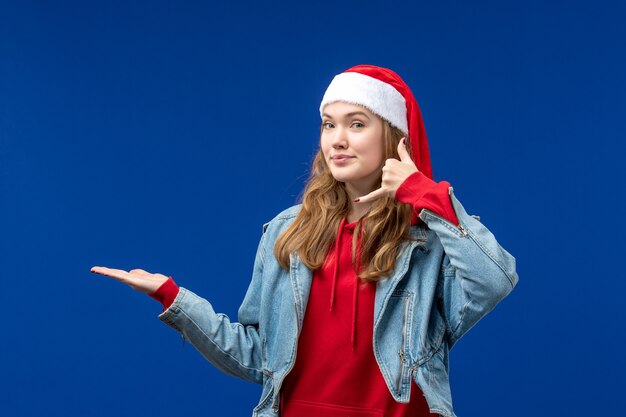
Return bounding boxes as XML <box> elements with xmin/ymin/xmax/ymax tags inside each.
<box><xmin>345</xmin><ymin>111</ymin><xmax>370</xmax><ymax>119</ymax></box>
<box><xmin>321</xmin><ymin>111</ymin><xmax>371</xmax><ymax>120</ymax></box>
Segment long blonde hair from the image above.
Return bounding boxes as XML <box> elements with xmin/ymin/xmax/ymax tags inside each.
<box><xmin>274</xmin><ymin>121</ymin><xmax>414</xmax><ymax>282</ymax></box>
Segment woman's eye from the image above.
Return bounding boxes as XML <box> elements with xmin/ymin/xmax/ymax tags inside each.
<box><xmin>323</xmin><ymin>122</ymin><xmax>334</xmax><ymax>129</ymax></box>
<box><xmin>352</xmin><ymin>122</ymin><xmax>364</xmax><ymax>128</ymax></box>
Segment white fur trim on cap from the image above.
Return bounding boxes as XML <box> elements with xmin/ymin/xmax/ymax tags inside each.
<box><xmin>319</xmin><ymin>72</ymin><xmax>408</xmax><ymax>134</ymax></box>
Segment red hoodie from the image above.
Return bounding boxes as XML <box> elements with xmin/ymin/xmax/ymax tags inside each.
<box><xmin>151</xmin><ymin>171</ymin><xmax>457</xmax><ymax>417</ymax></box>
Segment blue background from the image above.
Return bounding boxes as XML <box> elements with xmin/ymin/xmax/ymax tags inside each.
<box><xmin>1</xmin><ymin>1</ymin><xmax>624</xmax><ymax>416</ymax></box>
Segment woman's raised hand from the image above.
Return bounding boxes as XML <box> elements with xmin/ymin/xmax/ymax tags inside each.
<box><xmin>355</xmin><ymin>138</ymin><xmax>418</xmax><ymax>204</ymax></box>
<box><xmin>91</xmin><ymin>266</ymin><xmax>168</xmax><ymax>294</ymax></box>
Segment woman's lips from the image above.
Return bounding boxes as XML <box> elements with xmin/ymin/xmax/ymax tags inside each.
<box><xmin>331</xmin><ymin>155</ymin><xmax>355</xmax><ymax>165</ymax></box>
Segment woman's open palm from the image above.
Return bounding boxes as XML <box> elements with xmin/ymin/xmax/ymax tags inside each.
<box><xmin>91</xmin><ymin>266</ymin><xmax>168</xmax><ymax>294</ymax></box>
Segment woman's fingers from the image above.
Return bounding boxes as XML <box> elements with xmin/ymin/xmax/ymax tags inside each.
<box><xmin>354</xmin><ymin>187</ymin><xmax>388</xmax><ymax>204</ymax></box>
<box><xmin>397</xmin><ymin>138</ymin><xmax>412</xmax><ymax>163</ymax></box>
<box><xmin>91</xmin><ymin>266</ymin><xmax>134</xmax><ymax>282</ymax></box>
<box><xmin>91</xmin><ymin>266</ymin><xmax>168</xmax><ymax>294</ymax></box>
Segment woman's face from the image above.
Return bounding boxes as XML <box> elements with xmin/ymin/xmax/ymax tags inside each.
<box><xmin>320</xmin><ymin>102</ymin><xmax>385</xmax><ymax>197</ymax></box>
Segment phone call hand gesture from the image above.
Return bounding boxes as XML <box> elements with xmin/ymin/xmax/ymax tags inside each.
<box><xmin>91</xmin><ymin>266</ymin><xmax>168</xmax><ymax>294</ymax></box>
<box><xmin>355</xmin><ymin>138</ymin><xmax>418</xmax><ymax>204</ymax></box>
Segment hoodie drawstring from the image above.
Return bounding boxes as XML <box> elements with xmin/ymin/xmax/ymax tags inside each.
<box><xmin>329</xmin><ymin>217</ymin><xmax>346</xmax><ymax>311</ymax></box>
<box><xmin>328</xmin><ymin>216</ymin><xmax>364</xmax><ymax>351</ymax></box>
<box><xmin>350</xmin><ymin>263</ymin><xmax>359</xmax><ymax>350</ymax></box>
<box><xmin>350</xmin><ymin>220</ymin><xmax>364</xmax><ymax>350</ymax></box>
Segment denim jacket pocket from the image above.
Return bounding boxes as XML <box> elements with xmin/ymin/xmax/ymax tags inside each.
<box><xmin>390</xmin><ymin>289</ymin><xmax>414</xmax><ymax>354</ymax></box>
<box><xmin>389</xmin><ymin>289</ymin><xmax>416</xmax><ymax>397</ymax></box>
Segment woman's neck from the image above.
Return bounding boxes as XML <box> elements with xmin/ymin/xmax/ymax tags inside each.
<box><xmin>345</xmin><ymin>182</ymin><xmax>376</xmax><ymax>223</ymax></box>
<box><xmin>347</xmin><ymin>200</ymin><xmax>372</xmax><ymax>223</ymax></box>
<box><xmin>346</xmin><ymin>184</ymin><xmax>374</xmax><ymax>223</ymax></box>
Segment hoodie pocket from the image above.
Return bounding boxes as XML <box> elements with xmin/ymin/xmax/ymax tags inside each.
<box><xmin>281</xmin><ymin>399</ymin><xmax>384</xmax><ymax>417</ymax></box>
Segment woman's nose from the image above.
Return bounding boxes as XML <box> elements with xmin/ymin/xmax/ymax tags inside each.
<box><xmin>331</xmin><ymin>127</ymin><xmax>348</xmax><ymax>148</ymax></box>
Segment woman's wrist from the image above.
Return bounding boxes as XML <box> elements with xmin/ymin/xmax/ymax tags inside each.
<box><xmin>395</xmin><ymin>171</ymin><xmax>438</xmax><ymax>205</ymax></box>
<box><xmin>149</xmin><ymin>276</ymin><xmax>180</xmax><ymax>311</ymax></box>
<box><xmin>395</xmin><ymin>171</ymin><xmax>459</xmax><ymax>226</ymax></box>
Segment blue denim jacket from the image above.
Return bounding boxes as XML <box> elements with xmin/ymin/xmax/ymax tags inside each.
<box><xmin>159</xmin><ymin>187</ymin><xmax>518</xmax><ymax>417</ymax></box>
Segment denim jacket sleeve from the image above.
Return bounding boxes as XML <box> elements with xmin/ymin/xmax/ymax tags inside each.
<box><xmin>419</xmin><ymin>187</ymin><xmax>519</xmax><ymax>349</ymax></box>
<box><xmin>157</xmin><ymin>231</ymin><xmax>267</xmax><ymax>384</ymax></box>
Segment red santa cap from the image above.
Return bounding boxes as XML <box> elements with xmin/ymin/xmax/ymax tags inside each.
<box><xmin>320</xmin><ymin>64</ymin><xmax>433</xmax><ymax>179</ymax></box>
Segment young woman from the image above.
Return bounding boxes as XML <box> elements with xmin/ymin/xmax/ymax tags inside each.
<box><xmin>92</xmin><ymin>65</ymin><xmax>518</xmax><ymax>417</ymax></box>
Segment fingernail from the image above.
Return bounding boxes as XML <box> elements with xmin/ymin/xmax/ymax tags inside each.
<box><xmin>353</xmin><ymin>198</ymin><xmax>360</xmax><ymax>203</ymax></box>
